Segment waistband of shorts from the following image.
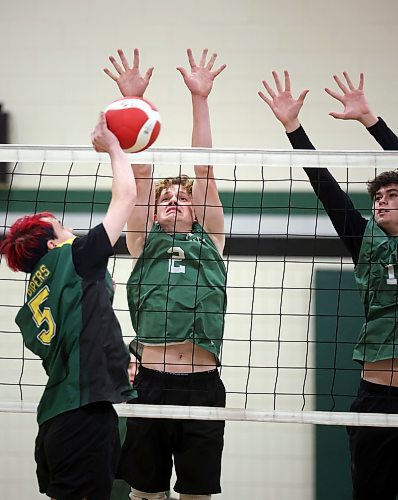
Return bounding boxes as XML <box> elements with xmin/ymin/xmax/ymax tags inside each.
<box><xmin>139</xmin><ymin>365</ymin><xmax>219</xmax><ymax>380</ymax></box>
<box><xmin>360</xmin><ymin>378</ymin><xmax>398</xmax><ymax>396</ymax></box>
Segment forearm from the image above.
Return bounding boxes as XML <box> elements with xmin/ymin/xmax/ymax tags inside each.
<box><xmin>191</xmin><ymin>95</ymin><xmax>212</xmax><ymax>148</ymax></box>
<box><xmin>109</xmin><ymin>146</ymin><xmax>136</xmax><ymax>201</ymax></box>
<box><xmin>191</xmin><ymin>95</ymin><xmax>215</xmax><ymax>185</ymax></box>
<box><xmin>102</xmin><ymin>145</ymin><xmax>137</xmax><ymax>246</ymax></box>
<box><xmin>132</xmin><ymin>164</ymin><xmax>154</xmax><ymax>200</ymax></box>
<box><xmin>287</xmin><ymin>125</ymin><xmax>367</xmax><ymax>264</ymax></box>
<box><xmin>367</xmin><ymin>117</ymin><xmax>398</xmax><ymax>150</ymax></box>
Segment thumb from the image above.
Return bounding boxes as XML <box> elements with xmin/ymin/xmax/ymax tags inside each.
<box><xmin>298</xmin><ymin>89</ymin><xmax>309</xmax><ymax>104</ymax></box>
<box><xmin>145</xmin><ymin>67</ymin><xmax>154</xmax><ymax>82</ymax></box>
<box><xmin>99</xmin><ymin>111</ymin><xmax>107</xmax><ymax>124</ymax></box>
<box><xmin>329</xmin><ymin>112</ymin><xmax>345</xmax><ymax>120</ymax></box>
<box><xmin>176</xmin><ymin>67</ymin><xmax>188</xmax><ymax>79</ymax></box>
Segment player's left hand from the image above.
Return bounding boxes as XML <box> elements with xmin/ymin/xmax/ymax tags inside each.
<box><xmin>259</xmin><ymin>70</ymin><xmax>309</xmax><ymax>132</ymax></box>
<box><xmin>177</xmin><ymin>48</ymin><xmax>226</xmax><ymax>97</ymax></box>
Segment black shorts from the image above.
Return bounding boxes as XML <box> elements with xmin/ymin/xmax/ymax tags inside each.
<box><xmin>118</xmin><ymin>366</ymin><xmax>226</xmax><ymax>495</ymax></box>
<box><xmin>348</xmin><ymin>380</ymin><xmax>398</xmax><ymax>500</ymax></box>
<box><xmin>35</xmin><ymin>402</ymin><xmax>120</xmax><ymax>500</ymax></box>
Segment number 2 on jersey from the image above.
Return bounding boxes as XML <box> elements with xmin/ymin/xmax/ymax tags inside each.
<box><xmin>386</xmin><ymin>264</ymin><xmax>398</xmax><ymax>285</ymax></box>
<box><xmin>28</xmin><ymin>286</ymin><xmax>56</xmax><ymax>345</ymax></box>
<box><xmin>167</xmin><ymin>246</ymin><xmax>186</xmax><ymax>274</ymax></box>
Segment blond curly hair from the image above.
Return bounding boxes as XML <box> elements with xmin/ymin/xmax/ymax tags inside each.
<box><xmin>155</xmin><ymin>175</ymin><xmax>194</xmax><ymax>210</ymax></box>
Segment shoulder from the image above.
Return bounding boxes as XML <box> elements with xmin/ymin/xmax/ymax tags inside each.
<box><xmin>193</xmin><ymin>223</ymin><xmax>224</xmax><ymax>256</ymax></box>
<box><xmin>72</xmin><ymin>224</ymin><xmax>113</xmax><ymax>278</ymax></box>
<box><xmin>72</xmin><ymin>224</ymin><xmax>112</xmax><ymax>255</ymax></box>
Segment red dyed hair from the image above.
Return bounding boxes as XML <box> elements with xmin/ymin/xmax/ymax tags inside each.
<box><xmin>0</xmin><ymin>212</ymin><xmax>56</xmax><ymax>273</ymax></box>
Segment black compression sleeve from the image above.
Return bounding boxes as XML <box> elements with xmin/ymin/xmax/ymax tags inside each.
<box><xmin>286</xmin><ymin>126</ymin><xmax>367</xmax><ymax>264</ymax></box>
<box><xmin>367</xmin><ymin>117</ymin><xmax>398</xmax><ymax>150</ymax></box>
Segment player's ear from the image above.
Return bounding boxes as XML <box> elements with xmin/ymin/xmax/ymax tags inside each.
<box><xmin>47</xmin><ymin>239</ymin><xmax>57</xmax><ymax>250</ymax></box>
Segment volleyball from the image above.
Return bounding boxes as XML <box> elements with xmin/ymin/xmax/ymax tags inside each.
<box><xmin>104</xmin><ymin>96</ymin><xmax>161</xmax><ymax>153</ymax></box>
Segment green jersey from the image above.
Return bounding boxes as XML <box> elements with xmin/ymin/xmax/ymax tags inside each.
<box><xmin>127</xmin><ymin>222</ymin><xmax>227</xmax><ymax>360</ymax></box>
<box><xmin>16</xmin><ymin>224</ymin><xmax>133</xmax><ymax>425</ymax></box>
<box><xmin>354</xmin><ymin>218</ymin><xmax>398</xmax><ymax>363</ymax></box>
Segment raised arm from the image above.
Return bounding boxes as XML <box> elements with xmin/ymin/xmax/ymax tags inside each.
<box><xmin>258</xmin><ymin>71</ymin><xmax>367</xmax><ymax>264</ymax></box>
<box><xmin>104</xmin><ymin>48</ymin><xmax>155</xmax><ymax>258</ymax></box>
<box><xmin>177</xmin><ymin>48</ymin><xmax>226</xmax><ymax>255</ymax></box>
<box><xmin>91</xmin><ymin>113</ymin><xmax>136</xmax><ymax>247</ymax></box>
<box><xmin>325</xmin><ymin>72</ymin><xmax>398</xmax><ymax>150</ymax></box>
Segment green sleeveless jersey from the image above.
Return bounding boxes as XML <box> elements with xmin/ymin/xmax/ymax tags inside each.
<box><xmin>15</xmin><ymin>229</ymin><xmax>133</xmax><ymax>425</ymax></box>
<box><xmin>354</xmin><ymin>218</ymin><xmax>398</xmax><ymax>363</ymax></box>
<box><xmin>126</xmin><ymin>222</ymin><xmax>227</xmax><ymax>360</ymax></box>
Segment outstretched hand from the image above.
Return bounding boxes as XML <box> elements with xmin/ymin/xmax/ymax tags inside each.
<box><xmin>325</xmin><ymin>72</ymin><xmax>378</xmax><ymax>127</ymax></box>
<box><xmin>177</xmin><ymin>48</ymin><xmax>226</xmax><ymax>98</ymax></box>
<box><xmin>91</xmin><ymin>113</ymin><xmax>120</xmax><ymax>153</ymax></box>
<box><xmin>104</xmin><ymin>48</ymin><xmax>154</xmax><ymax>98</ymax></box>
<box><xmin>258</xmin><ymin>70</ymin><xmax>309</xmax><ymax>132</ymax></box>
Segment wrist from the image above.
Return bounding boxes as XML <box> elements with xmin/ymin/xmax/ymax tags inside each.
<box><xmin>191</xmin><ymin>94</ymin><xmax>209</xmax><ymax>103</ymax></box>
<box><xmin>283</xmin><ymin>118</ymin><xmax>301</xmax><ymax>133</ymax></box>
<box><xmin>120</xmin><ymin>88</ymin><xmax>144</xmax><ymax>98</ymax></box>
<box><xmin>107</xmin><ymin>142</ymin><xmax>123</xmax><ymax>155</ymax></box>
<box><xmin>358</xmin><ymin>112</ymin><xmax>378</xmax><ymax>128</ymax></box>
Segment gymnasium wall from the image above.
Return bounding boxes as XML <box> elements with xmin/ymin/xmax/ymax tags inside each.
<box><xmin>0</xmin><ymin>1</ymin><xmax>397</xmax><ymax>498</ymax></box>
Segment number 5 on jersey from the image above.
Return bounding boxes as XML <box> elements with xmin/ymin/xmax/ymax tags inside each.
<box><xmin>28</xmin><ymin>286</ymin><xmax>56</xmax><ymax>345</ymax></box>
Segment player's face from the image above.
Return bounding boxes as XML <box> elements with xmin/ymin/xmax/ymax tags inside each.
<box><xmin>156</xmin><ymin>185</ymin><xmax>195</xmax><ymax>230</ymax></box>
<box><xmin>43</xmin><ymin>217</ymin><xmax>74</xmax><ymax>246</ymax></box>
<box><xmin>373</xmin><ymin>184</ymin><xmax>398</xmax><ymax>234</ymax></box>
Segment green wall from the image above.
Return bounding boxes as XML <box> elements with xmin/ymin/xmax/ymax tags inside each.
<box><xmin>315</xmin><ymin>269</ymin><xmax>363</xmax><ymax>499</ymax></box>
<box><xmin>0</xmin><ymin>188</ymin><xmax>371</xmax><ymax>215</ymax></box>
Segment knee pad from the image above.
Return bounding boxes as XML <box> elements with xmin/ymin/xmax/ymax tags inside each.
<box><xmin>130</xmin><ymin>488</ymin><xmax>167</xmax><ymax>499</ymax></box>
<box><xmin>179</xmin><ymin>495</ymin><xmax>211</xmax><ymax>500</ymax></box>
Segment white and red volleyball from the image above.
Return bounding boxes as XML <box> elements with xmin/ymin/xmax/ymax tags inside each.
<box><xmin>104</xmin><ymin>96</ymin><xmax>161</xmax><ymax>153</ymax></box>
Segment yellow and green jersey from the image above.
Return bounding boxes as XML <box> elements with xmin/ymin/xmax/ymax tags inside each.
<box><xmin>16</xmin><ymin>224</ymin><xmax>134</xmax><ymax>425</ymax></box>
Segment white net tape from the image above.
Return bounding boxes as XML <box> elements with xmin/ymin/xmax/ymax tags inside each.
<box><xmin>1</xmin><ymin>401</ymin><xmax>398</xmax><ymax>427</ymax></box>
<box><xmin>0</xmin><ymin>144</ymin><xmax>397</xmax><ymax>168</ymax></box>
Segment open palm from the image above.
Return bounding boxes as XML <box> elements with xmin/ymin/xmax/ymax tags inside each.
<box><xmin>259</xmin><ymin>70</ymin><xmax>308</xmax><ymax>130</ymax></box>
<box><xmin>177</xmin><ymin>48</ymin><xmax>226</xmax><ymax>97</ymax></box>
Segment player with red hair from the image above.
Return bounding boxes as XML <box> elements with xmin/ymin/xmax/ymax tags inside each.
<box><xmin>0</xmin><ymin>113</ymin><xmax>137</xmax><ymax>500</ymax></box>
<box><xmin>1</xmin><ymin>211</ymin><xmax>57</xmax><ymax>272</ymax></box>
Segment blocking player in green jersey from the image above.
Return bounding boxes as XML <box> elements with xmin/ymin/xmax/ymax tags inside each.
<box><xmin>259</xmin><ymin>69</ymin><xmax>398</xmax><ymax>500</ymax></box>
<box><xmin>0</xmin><ymin>113</ymin><xmax>137</xmax><ymax>500</ymax></box>
<box><xmin>104</xmin><ymin>48</ymin><xmax>227</xmax><ymax>500</ymax></box>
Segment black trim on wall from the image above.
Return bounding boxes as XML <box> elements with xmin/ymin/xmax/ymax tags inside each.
<box><xmin>113</xmin><ymin>235</ymin><xmax>350</xmax><ymax>258</ymax></box>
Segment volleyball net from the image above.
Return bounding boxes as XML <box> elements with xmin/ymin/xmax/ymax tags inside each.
<box><xmin>1</xmin><ymin>144</ymin><xmax>398</xmax><ymax>427</ymax></box>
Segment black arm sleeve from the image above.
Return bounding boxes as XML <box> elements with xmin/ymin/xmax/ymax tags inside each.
<box><xmin>72</xmin><ymin>223</ymin><xmax>114</xmax><ymax>280</ymax></box>
<box><xmin>286</xmin><ymin>126</ymin><xmax>368</xmax><ymax>265</ymax></box>
<box><xmin>367</xmin><ymin>117</ymin><xmax>398</xmax><ymax>150</ymax></box>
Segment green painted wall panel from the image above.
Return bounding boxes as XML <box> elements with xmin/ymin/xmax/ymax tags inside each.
<box><xmin>315</xmin><ymin>269</ymin><xmax>363</xmax><ymax>500</ymax></box>
<box><xmin>0</xmin><ymin>188</ymin><xmax>371</xmax><ymax>215</ymax></box>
